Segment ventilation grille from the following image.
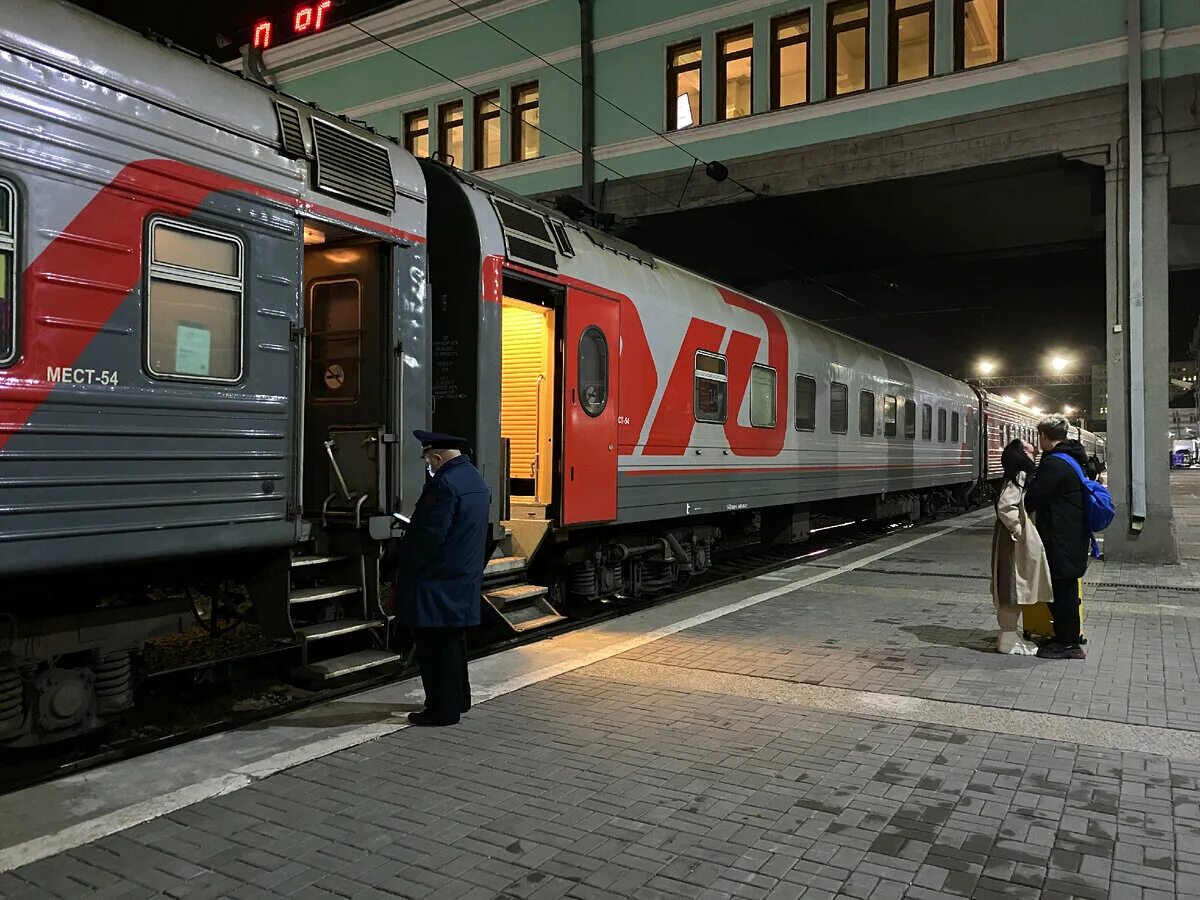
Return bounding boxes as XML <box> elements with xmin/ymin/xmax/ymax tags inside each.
<box><xmin>549</xmin><ymin>221</ymin><xmax>574</xmax><ymax>257</ymax></box>
<box><xmin>276</xmin><ymin>104</ymin><xmax>306</xmax><ymax>159</ymax></box>
<box><xmin>311</xmin><ymin>119</ymin><xmax>395</xmax><ymax>213</ymax></box>
<box><xmin>493</xmin><ymin>198</ymin><xmax>557</xmax><ymax>272</ymax></box>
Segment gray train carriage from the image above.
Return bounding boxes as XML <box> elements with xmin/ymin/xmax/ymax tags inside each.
<box><xmin>979</xmin><ymin>391</ymin><xmax>1106</xmax><ymax>482</ymax></box>
<box><xmin>0</xmin><ymin>0</ymin><xmax>429</xmax><ymax>745</ymax></box>
<box><xmin>422</xmin><ymin>166</ymin><xmax>982</xmax><ymax>624</ymax></box>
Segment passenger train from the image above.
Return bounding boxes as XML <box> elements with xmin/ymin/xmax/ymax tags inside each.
<box><xmin>0</xmin><ymin>1</ymin><xmax>1103</xmax><ymax>745</ymax></box>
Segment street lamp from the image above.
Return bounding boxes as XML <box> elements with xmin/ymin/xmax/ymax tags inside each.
<box><xmin>1063</xmin><ymin>405</ymin><xmax>1076</xmax><ymax>415</ymax></box>
<box><xmin>1032</xmin><ymin>406</ymin><xmax>1043</xmax><ymax>415</ymax></box>
<box><xmin>1050</xmin><ymin>355</ymin><xmax>1070</xmax><ymax>373</ymax></box>
<box><xmin>1018</xmin><ymin>393</ymin><xmax>1031</xmax><ymax>405</ymax></box>
<box><xmin>976</xmin><ymin>359</ymin><xmax>996</xmax><ymax>376</ymax></box>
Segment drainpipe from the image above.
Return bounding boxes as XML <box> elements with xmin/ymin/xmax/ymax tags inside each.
<box><xmin>579</xmin><ymin>0</ymin><xmax>596</xmax><ymax>207</ymax></box>
<box><xmin>1127</xmin><ymin>0</ymin><xmax>1146</xmax><ymax>528</ymax></box>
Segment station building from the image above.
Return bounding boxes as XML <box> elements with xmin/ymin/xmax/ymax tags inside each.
<box><xmin>249</xmin><ymin>0</ymin><xmax>1200</xmax><ymax>562</ymax></box>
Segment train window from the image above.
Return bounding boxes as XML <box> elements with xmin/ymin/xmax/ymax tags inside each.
<box><xmin>0</xmin><ymin>180</ymin><xmax>15</xmax><ymax>366</ymax></box>
<box><xmin>308</xmin><ymin>278</ymin><xmax>362</xmax><ymax>402</ymax></box>
<box><xmin>830</xmin><ymin>381</ymin><xmax>848</xmax><ymax>433</ymax></box>
<box><xmin>921</xmin><ymin>403</ymin><xmax>932</xmax><ymax>440</ymax></box>
<box><xmin>951</xmin><ymin>411</ymin><xmax>960</xmax><ymax>443</ymax></box>
<box><xmin>578</xmin><ymin>326</ymin><xmax>609</xmax><ymax>417</ymax></box>
<box><xmin>904</xmin><ymin>399</ymin><xmax>916</xmax><ymax>439</ymax></box>
<box><xmin>750</xmin><ymin>365</ymin><xmax>777</xmax><ymax>427</ymax></box>
<box><xmin>883</xmin><ymin>395</ymin><xmax>898</xmax><ymax>438</ymax></box>
<box><xmin>937</xmin><ymin>407</ymin><xmax>947</xmax><ymax>442</ymax></box>
<box><xmin>795</xmin><ymin>374</ymin><xmax>816</xmax><ymax>431</ymax></box>
<box><xmin>146</xmin><ymin>219</ymin><xmax>243</xmax><ymax>382</ymax></box>
<box><xmin>695</xmin><ymin>351</ymin><xmax>728</xmax><ymax>423</ymax></box>
<box><xmin>859</xmin><ymin>390</ymin><xmax>875</xmax><ymax>436</ymax></box>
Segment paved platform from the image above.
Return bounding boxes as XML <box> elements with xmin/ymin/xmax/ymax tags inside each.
<box><xmin>4</xmin><ymin>484</ymin><xmax>1200</xmax><ymax>899</ymax></box>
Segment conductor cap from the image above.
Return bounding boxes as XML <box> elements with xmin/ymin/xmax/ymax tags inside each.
<box><xmin>413</xmin><ymin>430</ymin><xmax>469</xmax><ymax>452</ymax></box>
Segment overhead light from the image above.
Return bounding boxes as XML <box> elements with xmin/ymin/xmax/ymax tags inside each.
<box><xmin>303</xmin><ymin>224</ymin><xmax>326</xmax><ymax>245</ymax></box>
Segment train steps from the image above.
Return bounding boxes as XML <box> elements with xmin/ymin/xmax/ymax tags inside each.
<box><xmin>287</xmin><ymin>543</ymin><xmax>402</xmax><ymax>687</ymax></box>
<box><xmin>482</xmin><ymin>579</ymin><xmax>566</xmax><ymax>634</ymax></box>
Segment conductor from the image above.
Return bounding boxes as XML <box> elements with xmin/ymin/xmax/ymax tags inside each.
<box><xmin>389</xmin><ymin>430</ymin><xmax>490</xmax><ymax>726</ymax></box>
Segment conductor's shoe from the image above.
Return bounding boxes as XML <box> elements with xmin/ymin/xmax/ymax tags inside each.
<box><xmin>407</xmin><ymin>711</ymin><xmax>458</xmax><ymax>727</ymax></box>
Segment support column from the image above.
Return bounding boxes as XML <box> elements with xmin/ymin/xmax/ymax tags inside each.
<box><xmin>1104</xmin><ymin>154</ymin><xmax>1177</xmax><ymax>563</ymax></box>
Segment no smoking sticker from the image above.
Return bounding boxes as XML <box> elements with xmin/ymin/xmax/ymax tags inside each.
<box><xmin>324</xmin><ymin>364</ymin><xmax>345</xmax><ymax>390</ymax></box>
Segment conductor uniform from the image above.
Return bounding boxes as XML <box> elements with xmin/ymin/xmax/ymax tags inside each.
<box><xmin>390</xmin><ymin>431</ymin><xmax>490</xmax><ymax>726</ymax></box>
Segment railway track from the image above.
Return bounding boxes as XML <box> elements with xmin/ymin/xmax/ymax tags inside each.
<box><xmin>0</xmin><ymin>512</ymin><xmax>957</xmax><ymax>795</ymax></box>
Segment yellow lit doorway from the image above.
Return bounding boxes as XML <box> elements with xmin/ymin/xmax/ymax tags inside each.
<box><xmin>501</xmin><ymin>297</ymin><xmax>555</xmax><ymax>517</ymax></box>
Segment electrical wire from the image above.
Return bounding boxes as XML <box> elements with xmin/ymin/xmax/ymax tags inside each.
<box><xmin>345</xmin><ymin>19</ymin><xmax>684</xmax><ymax>213</ymax></box>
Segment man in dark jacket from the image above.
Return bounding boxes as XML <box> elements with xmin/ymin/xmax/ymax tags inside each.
<box><xmin>390</xmin><ymin>431</ymin><xmax>490</xmax><ymax>725</ymax></box>
<box><xmin>1024</xmin><ymin>415</ymin><xmax>1090</xmax><ymax>660</ymax></box>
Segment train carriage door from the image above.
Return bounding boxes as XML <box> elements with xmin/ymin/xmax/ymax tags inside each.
<box><xmin>562</xmin><ymin>288</ymin><xmax>619</xmax><ymax>525</ymax></box>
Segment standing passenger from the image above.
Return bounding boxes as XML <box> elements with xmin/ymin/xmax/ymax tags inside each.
<box><xmin>1024</xmin><ymin>416</ymin><xmax>1090</xmax><ymax>660</ymax></box>
<box><xmin>990</xmin><ymin>439</ymin><xmax>1051</xmax><ymax>655</ymax></box>
<box><xmin>390</xmin><ymin>431</ymin><xmax>490</xmax><ymax>725</ymax></box>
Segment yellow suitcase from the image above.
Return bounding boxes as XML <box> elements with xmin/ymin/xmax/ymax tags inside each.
<box><xmin>1022</xmin><ymin>579</ymin><xmax>1086</xmax><ymax>644</ymax></box>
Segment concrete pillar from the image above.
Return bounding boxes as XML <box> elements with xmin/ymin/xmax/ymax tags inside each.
<box><xmin>1104</xmin><ymin>154</ymin><xmax>1177</xmax><ymax>563</ymax></box>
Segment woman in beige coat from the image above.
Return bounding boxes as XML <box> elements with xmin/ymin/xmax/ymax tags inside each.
<box><xmin>991</xmin><ymin>439</ymin><xmax>1054</xmax><ymax>654</ymax></box>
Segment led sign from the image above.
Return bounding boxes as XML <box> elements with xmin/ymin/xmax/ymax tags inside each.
<box><xmin>252</xmin><ymin>1</ymin><xmax>334</xmax><ymax>50</ymax></box>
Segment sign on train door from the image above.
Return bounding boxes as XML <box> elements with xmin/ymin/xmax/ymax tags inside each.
<box><xmin>562</xmin><ymin>288</ymin><xmax>620</xmax><ymax>525</ymax></box>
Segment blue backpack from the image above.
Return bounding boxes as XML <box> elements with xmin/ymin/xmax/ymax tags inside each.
<box><xmin>1052</xmin><ymin>452</ymin><xmax>1115</xmax><ymax>557</ymax></box>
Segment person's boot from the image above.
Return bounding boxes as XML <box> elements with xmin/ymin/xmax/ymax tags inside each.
<box><xmin>997</xmin><ymin>632</ymin><xmax>1038</xmax><ymax>655</ymax></box>
<box><xmin>1036</xmin><ymin>641</ymin><xmax>1086</xmax><ymax>660</ymax></box>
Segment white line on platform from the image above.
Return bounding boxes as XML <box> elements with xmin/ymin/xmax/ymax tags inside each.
<box><xmin>0</xmin><ymin>518</ymin><xmax>967</xmax><ymax>874</ymax></box>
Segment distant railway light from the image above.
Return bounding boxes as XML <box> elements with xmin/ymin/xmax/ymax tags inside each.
<box><xmin>1050</xmin><ymin>355</ymin><xmax>1070</xmax><ymax>373</ymax></box>
<box><xmin>976</xmin><ymin>359</ymin><xmax>996</xmax><ymax>376</ymax></box>
<box><xmin>1018</xmin><ymin>393</ymin><xmax>1030</xmax><ymax>405</ymax></box>
<box><xmin>1032</xmin><ymin>406</ymin><xmax>1043</xmax><ymax>415</ymax></box>
<box><xmin>1063</xmin><ymin>406</ymin><xmax>1076</xmax><ymax>415</ymax></box>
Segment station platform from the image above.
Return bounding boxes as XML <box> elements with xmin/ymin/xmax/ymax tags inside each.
<box><xmin>5</xmin><ymin>481</ymin><xmax>1200</xmax><ymax>899</ymax></box>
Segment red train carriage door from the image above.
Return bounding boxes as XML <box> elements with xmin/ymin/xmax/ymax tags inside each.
<box><xmin>562</xmin><ymin>288</ymin><xmax>620</xmax><ymax>525</ymax></box>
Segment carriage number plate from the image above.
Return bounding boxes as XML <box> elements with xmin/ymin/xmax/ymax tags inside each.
<box><xmin>46</xmin><ymin>366</ymin><xmax>120</xmax><ymax>386</ymax></box>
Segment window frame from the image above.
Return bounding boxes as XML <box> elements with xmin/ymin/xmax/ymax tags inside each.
<box><xmin>795</xmin><ymin>373</ymin><xmax>817</xmax><ymax>431</ymax></box>
<box><xmin>0</xmin><ymin>179</ymin><xmax>17</xmax><ymax>367</ymax></box>
<box><xmin>889</xmin><ymin>0</ymin><xmax>935</xmax><ymax>84</ymax></box>
<box><xmin>474</xmin><ymin>91</ymin><xmax>501</xmax><ymax>170</ymax></box>
<box><xmin>307</xmin><ymin>276</ymin><xmax>363</xmax><ymax>404</ymax></box>
<box><xmin>859</xmin><ymin>389</ymin><xmax>876</xmax><ymax>437</ymax></box>
<box><xmin>749</xmin><ymin>363</ymin><xmax>777</xmax><ymax>428</ymax></box>
<box><xmin>666</xmin><ymin>39</ymin><xmax>703</xmax><ymax>131</ymax></box>
<box><xmin>951</xmin><ymin>410</ymin><xmax>961</xmax><ymax>443</ymax></box>
<box><xmin>717</xmin><ymin>26</ymin><xmax>754</xmax><ymax>122</ymax></box>
<box><xmin>921</xmin><ymin>403</ymin><xmax>932</xmax><ymax>440</ymax></box>
<box><xmin>578</xmin><ymin>325</ymin><xmax>609</xmax><ymax>418</ymax></box>
<box><xmin>437</xmin><ymin>100</ymin><xmax>465</xmax><ymax>167</ymax></box>
<box><xmin>954</xmin><ymin>0</ymin><xmax>1004</xmax><ymax>71</ymax></box>
<box><xmin>403</xmin><ymin>109</ymin><xmax>430</xmax><ymax>158</ymax></box>
<box><xmin>694</xmin><ymin>350</ymin><xmax>728</xmax><ymax>424</ymax></box>
<box><xmin>883</xmin><ymin>394</ymin><xmax>898</xmax><ymax>438</ymax></box>
<box><xmin>830</xmin><ymin>381</ymin><xmax>849</xmax><ymax>434</ymax></box>
<box><xmin>937</xmin><ymin>407</ymin><xmax>948</xmax><ymax>442</ymax></box>
<box><xmin>904</xmin><ymin>397</ymin><xmax>917</xmax><ymax>440</ymax></box>
<box><xmin>144</xmin><ymin>216</ymin><xmax>245</xmax><ymax>384</ymax></box>
<box><xmin>827</xmin><ymin>0</ymin><xmax>871</xmax><ymax>99</ymax></box>
<box><xmin>771</xmin><ymin>11</ymin><xmax>811</xmax><ymax>110</ymax></box>
<box><xmin>511</xmin><ymin>82</ymin><xmax>541</xmax><ymax>162</ymax></box>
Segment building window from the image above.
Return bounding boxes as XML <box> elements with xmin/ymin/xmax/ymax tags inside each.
<box><xmin>795</xmin><ymin>374</ymin><xmax>816</xmax><ymax>431</ymax></box>
<box><xmin>904</xmin><ymin>399</ymin><xmax>916</xmax><ymax>439</ymax></box>
<box><xmin>308</xmin><ymin>278</ymin><xmax>362</xmax><ymax>402</ymax></box>
<box><xmin>718</xmin><ymin>27</ymin><xmax>753</xmax><ymax>121</ymax></box>
<box><xmin>771</xmin><ymin>12</ymin><xmax>810</xmax><ymax>109</ymax></box>
<box><xmin>951</xmin><ymin>410</ymin><xmax>960</xmax><ymax>443</ymax></box>
<box><xmin>831</xmin><ymin>381</ymin><xmax>849</xmax><ymax>433</ymax></box>
<box><xmin>146</xmin><ymin>219</ymin><xmax>243</xmax><ymax>382</ymax></box>
<box><xmin>955</xmin><ymin>0</ymin><xmax>1002</xmax><ymax>70</ymax></box>
<box><xmin>859</xmin><ymin>390</ymin><xmax>875</xmax><ymax>436</ymax></box>
<box><xmin>403</xmin><ymin>110</ymin><xmax>430</xmax><ymax>159</ymax></box>
<box><xmin>890</xmin><ymin>0</ymin><xmax>934</xmax><ymax>83</ymax></box>
<box><xmin>828</xmin><ymin>1</ymin><xmax>870</xmax><ymax>97</ymax></box>
<box><xmin>884</xmin><ymin>394</ymin><xmax>898</xmax><ymax>438</ymax></box>
<box><xmin>922</xmin><ymin>403</ymin><xmax>932</xmax><ymax>440</ymax></box>
<box><xmin>937</xmin><ymin>407</ymin><xmax>947</xmax><ymax>442</ymax></box>
<box><xmin>0</xmin><ymin>180</ymin><xmax>16</xmax><ymax>366</ymax></box>
<box><xmin>474</xmin><ymin>92</ymin><xmax>501</xmax><ymax>170</ymax></box>
<box><xmin>667</xmin><ymin>40</ymin><xmax>702</xmax><ymax>131</ymax></box>
<box><xmin>578</xmin><ymin>326</ymin><xmax>608</xmax><ymax>417</ymax></box>
<box><xmin>438</xmin><ymin>101</ymin><xmax>464</xmax><ymax>167</ymax></box>
<box><xmin>512</xmin><ymin>83</ymin><xmax>540</xmax><ymax>162</ymax></box>
<box><xmin>750</xmin><ymin>364</ymin><xmax>777</xmax><ymax>427</ymax></box>
<box><xmin>695</xmin><ymin>351</ymin><xmax>727</xmax><ymax>423</ymax></box>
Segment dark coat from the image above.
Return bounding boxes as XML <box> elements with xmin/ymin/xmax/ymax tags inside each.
<box><xmin>388</xmin><ymin>455</ymin><xmax>490</xmax><ymax>628</ymax></box>
<box><xmin>1024</xmin><ymin>440</ymin><xmax>1091</xmax><ymax>580</ymax></box>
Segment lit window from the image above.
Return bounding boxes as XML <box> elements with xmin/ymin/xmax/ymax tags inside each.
<box><xmin>828</xmin><ymin>1</ymin><xmax>870</xmax><ymax>97</ymax></box>
<box><xmin>718</xmin><ymin>27</ymin><xmax>753</xmax><ymax>121</ymax></box>
<box><xmin>891</xmin><ymin>0</ymin><xmax>934</xmax><ymax>83</ymax></box>
<box><xmin>667</xmin><ymin>40</ymin><xmax>702</xmax><ymax>131</ymax></box>
<box><xmin>772</xmin><ymin>12</ymin><xmax>810</xmax><ymax>109</ymax></box>
<box><xmin>0</xmin><ymin>180</ymin><xmax>15</xmax><ymax>366</ymax></box>
<box><xmin>308</xmin><ymin>278</ymin><xmax>362</xmax><ymax>402</ymax></box>
<box><xmin>750</xmin><ymin>365</ymin><xmax>777</xmax><ymax>428</ymax></box>
<box><xmin>904</xmin><ymin>398</ymin><xmax>916</xmax><ymax>439</ymax></box>
<box><xmin>884</xmin><ymin>394</ymin><xmax>898</xmax><ymax>438</ymax></box>
<box><xmin>938</xmin><ymin>407</ymin><xmax>947</xmax><ymax>442</ymax></box>
<box><xmin>956</xmin><ymin>0</ymin><xmax>1003</xmax><ymax>70</ymax></box>
<box><xmin>831</xmin><ymin>381</ymin><xmax>849</xmax><ymax>433</ymax></box>
<box><xmin>475</xmin><ymin>91</ymin><xmax>501</xmax><ymax>169</ymax></box>
<box><xmin>403</xmin><ymin>110</ymin><xmax>429</xmax><ymax>159</ymax></box>
<box><xmin>512</xmin><ymin>83</ymin><xmax>540</xmax><ymax>162</ymax></box>
<box><xmin>860</xmin><ymin>390</ymin><xmax>875</xmax><ymax>436</ymax></box>
<box><xmin>437</xmin><ymin>101</ymin><xmax>464</xmax><ymax>167</ymax></box>
<box><xmin>146</xmin><ymin>220</ymin><xmax>243</xmax><ymax>381</ymax></box>
<box><xmin>922</xmin><ymin>403</ymin><xmax>932</xmax><ymax>440</ymax></box>
<box><xmin>578</xmin><ymin>326</ymin><xmax>608</xmax><ymax>417</ymax></box>
<box><xmin>695</xmin><ymin>351</ymin><xmax>727</xmax><ymax>423</ymax></box>
<box><xmin>795</xmin><ymin>374</ymin><xmax>816</xmax><ymax>431</ymax></box>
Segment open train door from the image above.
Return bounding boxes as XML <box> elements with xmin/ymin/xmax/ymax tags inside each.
<box><xmin>561</xmin><ymin>288</ymin><xmax>620</xmax><ymax>525</ymax></box>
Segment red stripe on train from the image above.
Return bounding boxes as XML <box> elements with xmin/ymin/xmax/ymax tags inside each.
<box><xmin>623</xmin><ymin>462</ymin><xmax>973</xmax><ymax>476</ymax></box>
